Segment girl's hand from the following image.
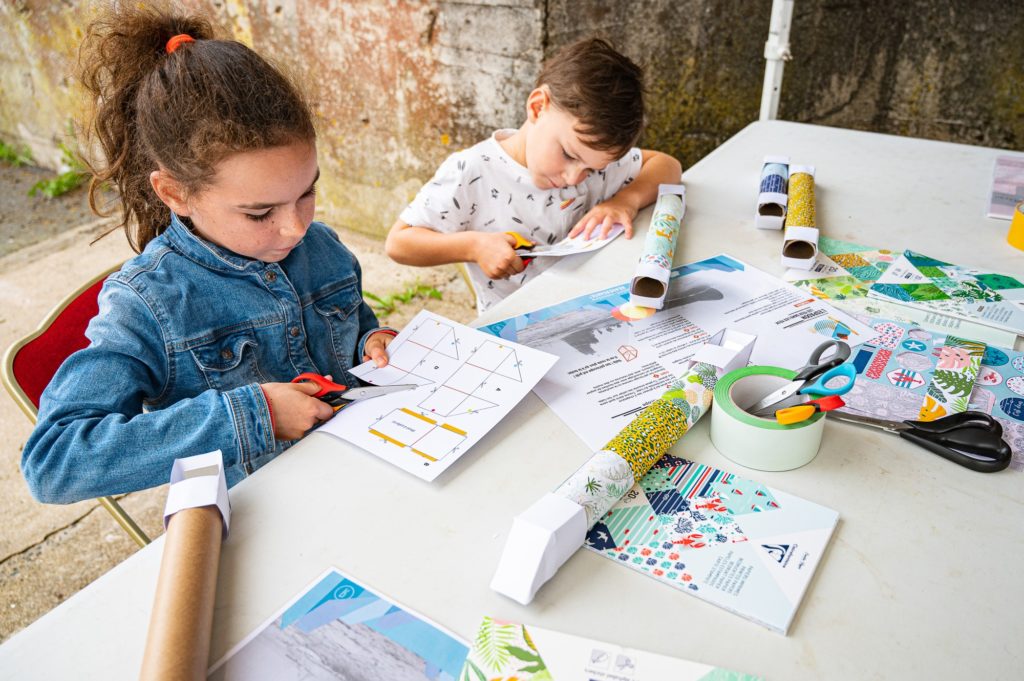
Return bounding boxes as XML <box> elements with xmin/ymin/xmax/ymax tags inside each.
<box><xmin>569</xmin><ymin>197</ymin><xmax>637</xmax><ymax>240</ymax></box>
<box><xmin>473</xmin><ymin>232</ymin><xmax>526</xmax><ymax>280</ymax></box>
<box><xmin>362</xmin><ymin>330</ymin><xmax>395</xmax><ymax>367</ymax></box>
<box><xmin>261</xmin><ymin>381</ymin><xmax>335</xmax><ymax>440</ymax></box>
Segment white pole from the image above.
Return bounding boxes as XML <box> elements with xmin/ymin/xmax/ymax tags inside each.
<box><xmin>760</xmin><ymin>0</ymin><xmax>795</xmax><ymax>121</ymax></box>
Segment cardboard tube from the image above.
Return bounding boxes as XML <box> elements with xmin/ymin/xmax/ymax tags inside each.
<box><xmin>139</xmin><ymin>506</ymin><xmax>224</xmax><ymax>681</ymax></box>
<box><xmin>629</xmin><ymin>184</ymin><xmax>686</xmax><ymax>309</ymax></box>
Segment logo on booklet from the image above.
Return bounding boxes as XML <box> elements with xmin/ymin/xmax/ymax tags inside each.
<box><xmin>762</xmin><ymin>543</ymin><xmax>796</xmax><ymax>568</ymax></box>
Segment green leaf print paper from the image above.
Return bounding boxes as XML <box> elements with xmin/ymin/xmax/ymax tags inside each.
<box><xmin>918</xmin><ymin>336</ymin><xmax>985</xmax><ymax>422</ymax></box>
<box><xmin>460</xmin><ymin>617</ymin><xmax>761</xmax><ymax>681</ymax></box>
<box><xmin>869</xmin><ymin>250</ymin><xmax>1024</xmax><ymax>335</ymax></box>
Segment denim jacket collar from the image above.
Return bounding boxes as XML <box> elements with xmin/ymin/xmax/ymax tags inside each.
<box><xmin>163</xmin><ymin>213</ymin><xmax>265</xmax><ymax>273</ymax></box>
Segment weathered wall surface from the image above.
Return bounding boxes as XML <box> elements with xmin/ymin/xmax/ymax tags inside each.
<box><xmin>2</xmin><ymin>1</ymin><xmax>1021</xmax><ymax>238</ymax></box>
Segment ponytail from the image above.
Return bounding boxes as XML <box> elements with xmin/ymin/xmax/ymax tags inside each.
<box><xmin>78</xmin><ymin>4</ymin><xmax>314</xmax><ymax>252</ymax></box>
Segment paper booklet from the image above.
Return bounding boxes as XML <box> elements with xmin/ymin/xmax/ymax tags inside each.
<box><xmin>208</xmin><ymin>567</ymin><xmax>469</xmax><ymax>680</ymax></box>
<box><xmin>461</xmin><ymin>616</ymin><xmax>762</xmax><ymax>680</ymax></box>
<box><xmin>783</xmin><ymin>237</ymin><xmax>1024</xmax><ymax>345</ymax></box>
<box><xmin>988</xmin><ymin>154</ymin><xmax>1024</xmax><ymax>220</ymax></box>
<box><xmin>584</xmin><ymin>454</ymin><xmax>838</xmax><ymax>635</ymax></box>
<box><xmin>867</xmin><ymin>250</ymin><xmax>1024</xmax><ymax>336</ymax></box>
<box><xmin>319</xmin><ymin>310</ymin><xmax>557</xmax><ymax>481</ymax></box>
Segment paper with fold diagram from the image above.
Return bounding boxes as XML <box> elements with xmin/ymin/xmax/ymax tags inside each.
<box><xmin>319</xmin><ymin>310</ymin><xmax>557</xmax><ymax>481</ymax></box>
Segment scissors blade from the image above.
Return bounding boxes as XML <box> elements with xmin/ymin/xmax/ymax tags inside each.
<box><xmin>343</xmin><ymin>384</ymin><xmax>419</xmax><ymax>401</ymax></box>
<box><xmin>747</xmin><ymin>380</ymin><xmax>803</xmax><ymax>413</ymax></box>
<box><xmin>827</xmin><ymin>411</ymin><xmax>906</xmax><ymax>434</ymax></box>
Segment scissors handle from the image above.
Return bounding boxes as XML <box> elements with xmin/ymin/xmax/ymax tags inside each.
<box><xmin>292</xmin><ymin>372</ymin><xmax>348</xmax><ymax>398</ymax></box>
<box><xmin>505</xmin><ymin>231</ymin><xmax>535</xmax><ymax>250</ymax></box>
<box><xmin>774</xmin><ymin>395</ymin><xmax>846</xmax><ymax>425</ymax></box>
<box><xmin>900</xmin><ymin>411</ymin><xmax>1011</xmax><ymax>473</ymax></box>
<box><xmin>794</xmin><ymin>340</ymin><xmax>851</xmax><ymax>382</ymax></box>
<box><xmin>505</xmin><ymin>231</ymin><xmax>536</xmax><ymax>266</ymax></box>
<box><xmin>800</xmin><ymin>363</ymin><xmax>856</xmax><ymax>396</ymax></box>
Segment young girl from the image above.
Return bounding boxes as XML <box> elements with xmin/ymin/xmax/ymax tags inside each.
<box><xmin>22</xmin><ymin>6</ymin><xmax>394</xmax><ymax>504</ymax></box>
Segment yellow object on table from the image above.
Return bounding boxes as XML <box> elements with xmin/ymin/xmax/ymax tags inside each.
<box><xmin>1008</xmin><ymin>201</ymin><xmax>1024</xmax><ymax>251</ymax></box>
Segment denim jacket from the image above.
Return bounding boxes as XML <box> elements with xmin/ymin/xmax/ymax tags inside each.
<box><xmin>23</xmin><ymin>215</ymin><xmax>386</xmax><ymax>503</ymax></box>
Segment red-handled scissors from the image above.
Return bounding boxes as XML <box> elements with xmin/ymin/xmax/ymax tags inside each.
<box><xmin>291</xmin><ymin>372</ymin><xmax>417</xmax><ymax>412</ymax></box>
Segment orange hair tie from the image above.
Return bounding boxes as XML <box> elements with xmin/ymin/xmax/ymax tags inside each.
<box><xmin>165</xmin><ymin>34</ymin><xmax>195</xmax><ymax>54</ymax></box>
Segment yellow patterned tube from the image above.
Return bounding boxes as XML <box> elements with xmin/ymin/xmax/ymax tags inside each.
<box><xmin>787</xmin><ymin>170</ymin><xmax>816</xmax><ymax>228</ymax></box>
<box><xmin>603</xmin><ymin>399</ymin><xmax>690</xmax><ymax>479</ymax></box>
<box><xmin>555</xmin><ymin>363</ymin><xmax>717</xmax><ymax>527</ymax></box>
<box><xmin>782</xmin><ymin>165</ymin><xmax>818</xmax><ymax>269</ymax></box>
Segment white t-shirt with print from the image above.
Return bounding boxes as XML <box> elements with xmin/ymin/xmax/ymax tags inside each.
<box><xmin>400</xmin><ymin>130</ymin><xmax>642</xmax><ymax>313</ymax></box>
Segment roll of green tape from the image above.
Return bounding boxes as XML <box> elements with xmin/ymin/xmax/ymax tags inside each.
<box><xmin>710</xmin><ymin>365</ymin><xmax>825</xmax><ymax>471</ymax></box>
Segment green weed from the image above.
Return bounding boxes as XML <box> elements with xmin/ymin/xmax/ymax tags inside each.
<box><xmin>364</xmin><ymin>283</ymin><xmax>443</xmax><ymax>318</ymax></box>
<box><xmin>0</xmin><ymin>140</ymin><xmax>33</xmax><ymax>167</ymax></box>
<box><xmin>29</xmin><ymin>141</ymin><xmax>87</xmax><ymax>198</ymax></box>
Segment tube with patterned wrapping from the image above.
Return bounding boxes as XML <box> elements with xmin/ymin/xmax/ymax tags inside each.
<box><xmin>781</xmin><ymin>165</ymin><xmax>818</xmax><ymax>269</ymax></box>
<box><xmin>491</xmin><ymin>330</ymin><xmax>756</xmax><ymax>605</ymax></box>
<box><xmin>629</xmin><ymin>184</ymin><xmax>686</xmax><ymax>309</ymax></box>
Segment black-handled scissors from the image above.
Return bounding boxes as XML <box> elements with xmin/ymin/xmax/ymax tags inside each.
<box><xmin>830</xmin><ymin>410</ymin><xmax>1012</xmax><ymax>473</ymax></box>
<box><xmin>748</xmin><ymin>340</ymin><xmax>853</xmax><ymax>414</ymax></box>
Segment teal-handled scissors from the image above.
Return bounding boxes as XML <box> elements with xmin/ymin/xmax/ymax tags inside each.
<box><xmin>748</xmin><ymin>340</ymin><xmax>854</xmax><ymax>415</ymax></box>
<box><xmin>291</xmin><ymin>372</ymin><xmax>417</xmax><ymax>412</ymax></box>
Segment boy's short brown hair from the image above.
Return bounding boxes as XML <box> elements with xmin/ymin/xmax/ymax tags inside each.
<box><xmin>537</xmin><ymin>37</ymin><xmax>644</xmax><ymax>159</ymax></box>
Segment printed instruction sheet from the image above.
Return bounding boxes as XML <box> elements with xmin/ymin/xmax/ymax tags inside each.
<box><xmin>320</xmin><ymin>310</ymin><xmax>557</xmax><ymax>481</ymax></box>
<box><xmin>481</xmin><ymin>254</ymin><xmax>874</xmax><ymax>450</ymax></box>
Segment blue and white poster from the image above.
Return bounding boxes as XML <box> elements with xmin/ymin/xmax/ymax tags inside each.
<box><xmin>208</xmin><ymin>568</ymin><xmax>468</xmax><ymax>680</ymax></box>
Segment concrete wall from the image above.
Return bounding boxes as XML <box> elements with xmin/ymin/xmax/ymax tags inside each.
<box><xmin>2</xmin><ymin>1</ymin><xmax>1021</xmax><ymax>238</ymax></box>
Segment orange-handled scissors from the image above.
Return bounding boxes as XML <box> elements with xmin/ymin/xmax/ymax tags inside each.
<box><xmin>505</xmin><ymin>231</ymin><xmax>537</xmax><ymax>267</ymax></box>
<box><xmin>291</xmin><ymin>372</ymin><xmax>417</xmax><ymax>412</ymax></box>
<box><xmin>774</xmin><ymin>394</ymin><xmax>846</xmax><ymax>425</ymax></box>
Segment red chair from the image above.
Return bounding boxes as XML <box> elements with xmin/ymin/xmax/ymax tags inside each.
<box><xmin>1</xmin><ymin>265</ymin><xmax>151</xmax><ymax>547</ymax></box>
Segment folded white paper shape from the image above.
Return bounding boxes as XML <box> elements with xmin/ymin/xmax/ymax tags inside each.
<box><xmin>163</xmin><ymin>450</ymin><xmax>231</xmax><ymax>537</ymax></box>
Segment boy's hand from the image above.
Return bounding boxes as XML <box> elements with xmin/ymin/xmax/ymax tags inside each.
<box><xmin>362</xmin><ymin>330</ymin><xmax>395</xmax><ymax>367</ymax></box>
<box><xmin>569</xmin><ymin>196</ymin><xmax>638</xmax><ymax>240</ymax></box>
<box><xmin>261</xmin><ymin>381</ymin><xmax>335</xmax><ymax>440</ymax></box>
<box><xmin>473</xmin><ymin>232</ymin><xmax>527</xmax><ymax>280</ymax></box>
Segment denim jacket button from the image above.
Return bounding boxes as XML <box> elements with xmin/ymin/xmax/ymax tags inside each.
<box><xmin>265</xmin><ymin>270</ymin><xmax>277</xmax><ymax>282</ymax></box>
<box><xmin>221</xmin><ymin>348</ymin><xmax>234</xmax><ymax>360</ymax></box>
<box><xmin>290</xmin><ymin>326</ymin><xmax>300</xmax><ymax>337</ymax></box>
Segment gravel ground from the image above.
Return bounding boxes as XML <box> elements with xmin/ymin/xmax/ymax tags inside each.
<box><xmin>0</xmin><ymin>163</ymin><xmax>475</xmax><ymax>642</ymax></box>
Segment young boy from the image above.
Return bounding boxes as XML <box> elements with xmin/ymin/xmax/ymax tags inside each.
<box><xmin>386</xmin><ymin>37</ymin><xmax>682</xmax><ymax>313</ymax></box>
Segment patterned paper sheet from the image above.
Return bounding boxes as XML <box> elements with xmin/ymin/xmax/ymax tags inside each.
<box><xmin>584</xmin><ymin>457</ymin><xmax>838</xmax><ymax>634</ymax></box>
<box><xmin>461</xmin><ymin>617</ymin><xmax>761</xmax><ymax>681</ymax></box>
<box><xmin>868</xmin><ymin>250</ymin><xmax>1024</xmax><ymax>335</ymax></box>
<box><xmin>837</xmin><ymin>316</ymin><xmax>1024</xmax><ymax>471</ymax></box>
<box><xmin>784</xmin><ymin>239</ymin><xmax>1022</xmax><ymax>346</ymax></box>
